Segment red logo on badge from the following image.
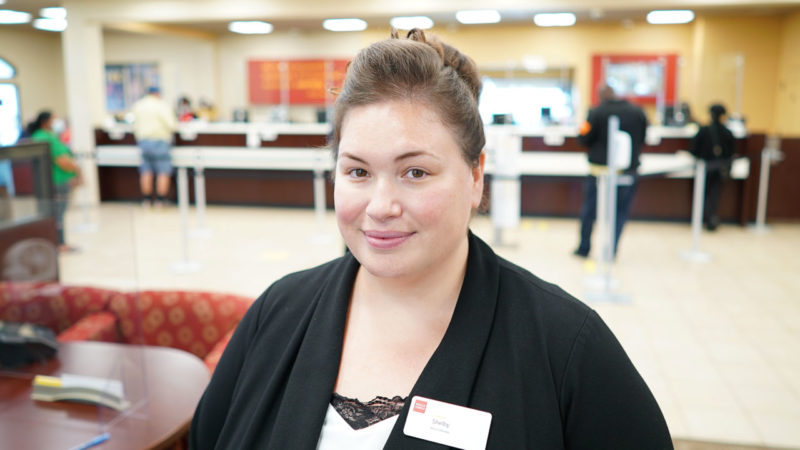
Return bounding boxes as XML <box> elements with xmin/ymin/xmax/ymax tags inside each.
<box><xmin>413</xmin><ymin>399</ymin><xmax>427</xmax><ymax>413</ymax></box>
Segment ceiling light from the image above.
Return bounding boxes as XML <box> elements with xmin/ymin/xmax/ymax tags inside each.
<box><xmin>646</xmin><ymin>10</ymin><xmax>695</xmax><ymax>24</ymax></box>
<box><xmin>533</xmin><ymin>13</ymin><xmax>576</xmax><ymax>27</ymax></box>
<box><xmin>323</xmin><ymin>18</ymin><xmax>367</xmax><ymax>32</ymax></box>
<box><xmin>40</xmin><ymin>7</ymin><xmax>66</xmax><ymax>19</ymax></box>
<box><xmin>0</xmin><ymin>9</ymin><xmax>32</xmax><ymax>24</ymax></box>
<box><xmin>455</xmin><ymin>10</ymin><xmax>501</xmax><ymax>25</ymax></box>
<box><xmin>33</xmin><ymin>18</ymin><xmax>66</xmax><ymax>32</ymax></box>
<box><xmin>390</xmin><ymin>16</ymin><xmax>433</xmax><ymax>30</ymax></box>
<box><xmin>228</xmin><ymin>21</ymin><xmax>273</xmax><ymax>34</ymax></box>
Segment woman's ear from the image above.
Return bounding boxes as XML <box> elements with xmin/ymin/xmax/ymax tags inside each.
<box><xmin>471</xmin><ymin>152</ymin><xmax>485</xmax><ymax>209</ymax></box>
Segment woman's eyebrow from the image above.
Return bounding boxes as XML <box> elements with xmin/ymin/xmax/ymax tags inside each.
<box><xmin>395</xmin><ymin>150</ymin><xmax>440</xmax><ymax>162</ymax></box>
<box><xmin>338</xmin><ymin>152</ymin><xmax>367</xmax><ymax>164</ymax></box>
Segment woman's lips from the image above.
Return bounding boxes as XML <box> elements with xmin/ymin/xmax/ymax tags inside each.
<box><xmin>363</xmin><ymin>230</ymin><xmax>414</xmax><ymax>249</ymax></box>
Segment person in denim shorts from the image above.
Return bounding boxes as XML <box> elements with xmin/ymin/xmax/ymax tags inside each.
<box><xmin>132</xmin><ymin>86</ymin><xmax>177</xmax><ymax>207</ymax></box>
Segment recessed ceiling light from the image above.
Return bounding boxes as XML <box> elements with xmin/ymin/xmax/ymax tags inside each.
<box><xmin>323</xmin><ymin>18</ymin><xmax>367</xmax><ymax>32</ymax></box>
<box><xmin>646</xmin><ymin>10</ymin><xmax>695</xmax><ymax>24</ymax></box>
<box><xmin>0</xmin><ymin>9</ymin><xmax>32</xmax><ymax>24</ymax></box>
<box><xmin>390</xmin><ymin>16</ymin><xmax>433</xmax><ymax>30</ymax></box>
<box><xmin>228</xmin><ymin>21</ymin><xmax>273</xmax><ymax>34</ymax></box>
<box><xmin>33</xmin><ymin>17</ymin><xmax>66</xmax><ymax>32</ymax></box>
<box><xmin>455</xmin><ymin>10</ymin><xmax>501</xmax><ymax>25</ymax></box>
<box><xmin>40</xmin><ymin>7</ymin><xmax>66</xmax><ymax>19</ymax></box>
<box><xmin>533</xmin><ymin>13</ymin><xmax>576</xmax><ymax>27</ymax></box>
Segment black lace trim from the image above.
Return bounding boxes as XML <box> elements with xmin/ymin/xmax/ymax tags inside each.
<box><xmin>331</xmin><ymin>392</ymin><xmax>406</xmax><ymax>430</ymax></box>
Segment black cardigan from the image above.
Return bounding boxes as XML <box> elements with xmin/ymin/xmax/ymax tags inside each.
<box><xmin>190</xmin><ymin>233</ymin><xmax>672</xmax><ymax>449</ymax></box>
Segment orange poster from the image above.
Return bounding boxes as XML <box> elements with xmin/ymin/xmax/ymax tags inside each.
<box><xmin>249</xmin><ymin>59</ymin><xmax>349</xmax><ymax>105</ymax></box>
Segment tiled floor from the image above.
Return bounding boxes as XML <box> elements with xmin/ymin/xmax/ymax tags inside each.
<box><xmin>58</xmin><ymin>202</ymin><xmax>800</xmax><ymax>449</ymax></box>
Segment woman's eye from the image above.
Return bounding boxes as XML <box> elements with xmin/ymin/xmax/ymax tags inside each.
<box><xmin>407</xmin><ymin>168</ymin><xmax>427</xmax><ymax>179</ymax></box>
<box><xmin>349</xmin><ymin>168</ymin><xmax>368</xmax><ymax>178</ymax></box>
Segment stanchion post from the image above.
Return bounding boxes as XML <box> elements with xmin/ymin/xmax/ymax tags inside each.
<box><xmin>680</xmin><ymin>159</ymin><xmax>711</xmax><ymax>263</ymax></box>
<box><xmin>170</xmin><ymin>167</ymin><xmax>202</xmax><ymax>273</ymax></box>
<box><xmin>194</xmin><ymin>166</ymin><xmax>206</xmax><ymax>230</ymax></box>
<box><xmin>752</xmin><ymin>137</ymin><xmax>780</xmax><ymax>234</ymax></box>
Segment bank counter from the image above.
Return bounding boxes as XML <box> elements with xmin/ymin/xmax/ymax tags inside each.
<box><xmin>94</xmin><ymin>122</ymin><xmax>766</xmax><ymax>224</ymax></box>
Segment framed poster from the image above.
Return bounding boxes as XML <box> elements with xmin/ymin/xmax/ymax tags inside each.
<box><xmin>248</xmin><ymin>59</ymin><xmax>348</xmax><ymax>106</ymax></box>
<box><xmin>591</xmin><ymin>54</ymin><xmax>678</xmax><ymax>105</ymax></box>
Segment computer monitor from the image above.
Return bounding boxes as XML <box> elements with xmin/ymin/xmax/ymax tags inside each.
<box><xmin>663</xmin><ymin>104</ymin><xmax>691</xmax><ymax>127</ymax></box>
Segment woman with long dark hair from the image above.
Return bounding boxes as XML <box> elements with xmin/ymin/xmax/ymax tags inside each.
<box><xmin>27</xmin><ymin>110</ymin><xmax>82</xmax><ymax>251</ymax></box>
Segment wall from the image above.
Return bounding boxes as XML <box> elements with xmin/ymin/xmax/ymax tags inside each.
<box><xmin>215</xmin><ymin>30</ymin><xmax>362</xmax><ymax>121</ymax></box>
<box><xmin>689</xmin><ymin>15</ymin><xmax>782</xmax><ymax>132</ymax></box>
<box><xmin>2</xmin><ymin>11</ymin><xmax>796</xmax><ymax>134</ymax></box>
<box><xmin>774</xmin><ymin>11</ymin><xmax>800</xmax><ymax>137</ymax></box>
<box><xmin>103</xmin><ymin>30</ymin><xmax>218</xmax><ymax>117</ymax></box>
<box><xmin>0</xmin><ymin>28</ymin><xmax>67</xmax><ymax>125</ymax></box>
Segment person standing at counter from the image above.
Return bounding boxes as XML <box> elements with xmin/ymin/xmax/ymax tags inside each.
<box><xmin>689</xmin><ymin>103</ymin><xmax>735</xmax><ymax>231</ymax></box>
<box><xmin>574</xmin><ymin>83</ymin><xmax>648</xmax><ymax>259</ymax></box>
<box><xmin>132</xmin><ymin>86</ymin><xmax>177</xmax><ymax>208</ymax></box>
<box><xmin>190</xmin><ymin>30</ymin><xmax>670</xmax><ymax>449</ymax></box>
<box><xmin>26</xmin><ymin>110</ymin><xmax>82</xmax><ymax>252</ymax></box>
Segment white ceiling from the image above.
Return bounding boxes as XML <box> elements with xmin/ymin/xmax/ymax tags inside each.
<box><xmin>2</xmin><ymin>0</ymin><xmax>799</xmax><ymax>34</ymax></box>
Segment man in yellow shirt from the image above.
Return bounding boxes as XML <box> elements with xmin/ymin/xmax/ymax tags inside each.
<box><xmin>131</xmin><ymin>87</ymin><xmax>177</xmax><ymax>207</ymax></box>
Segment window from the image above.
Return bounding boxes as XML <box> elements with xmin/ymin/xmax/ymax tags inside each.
<box><xmin>0</xmin><ymin>57</ymin><xmax>21</xmax><ymax>145</ymax></box>
<box><xmin>478</xmin><ymin>67</ymin><xmax>575</xmax><ymax>126</ymax></box>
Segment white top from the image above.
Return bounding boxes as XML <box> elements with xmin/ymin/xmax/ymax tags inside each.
<box><xmin>316</xmin><ymin>404</ymin><xmax>398</xmax><ymax>450</ymax></box>
<box><xmin>132</xmin><ymin>94</ymin><xmax>177</xmax><ymax>141</ymax></box>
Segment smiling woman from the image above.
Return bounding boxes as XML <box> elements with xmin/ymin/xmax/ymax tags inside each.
<box><xmin>190</xmin><ymin>29</ymin><xmax>672</xmax><ymax>450</ymax></box>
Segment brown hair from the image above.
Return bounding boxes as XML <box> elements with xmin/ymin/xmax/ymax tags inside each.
<box><xmin>330</xmin><ymin>29</ymin><xmax>484</xmax><ymax>167</ymax></box>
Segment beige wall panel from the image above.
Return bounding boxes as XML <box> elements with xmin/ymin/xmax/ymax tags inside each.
<box><xmin>691</xmin><ymin>15</ymin><xmax>782</xmax><ymax>132</ymax></box>
<box><xmin>774</xmin><ymin>11</ymin><xmax>800</xmax><ymax>137</ymax></box>
<box><xmin>103</xmin><ymin>31</ymin><xmax>218</xmax><ymax>116</ymax></box>
<box><xmin>0</xmin><ymin>28</ymin><xmax>66</xmax><ymax>126</ymax></box>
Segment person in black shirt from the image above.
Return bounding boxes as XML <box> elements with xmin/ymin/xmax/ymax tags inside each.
<box><xmin>688</xmin><ymin>103</ymin><xmax>736</xmax><ymax>231</ymax></box>
<box><xmin>575</xmin><ymin>83</ymin><xmax>648</xmax><ymax>258</ymax></box>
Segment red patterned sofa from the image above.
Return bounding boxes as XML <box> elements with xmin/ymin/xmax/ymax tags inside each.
<box><xmin>0</xmin><ymin>282</ymin><xmax>252</xmax><ymax>372</ymax></box>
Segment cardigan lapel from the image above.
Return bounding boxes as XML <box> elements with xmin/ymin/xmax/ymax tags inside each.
<box><xmin>384</xmin><ymin>232</ymin><xmax>501</xmax><ymax>449</ymax></box>
<box><xmin>264</xmin><ymin>254</ymin><xmax>360</xmax><ymax>449</ymax></box>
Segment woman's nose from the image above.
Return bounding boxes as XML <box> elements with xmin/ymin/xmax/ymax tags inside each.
<box><xmin>365</xmin><ymin>178</ymin><xmax>401</xmax><ymax>221</ymax></box>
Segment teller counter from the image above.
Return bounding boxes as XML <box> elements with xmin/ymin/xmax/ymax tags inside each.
<box><xmin>94</xmin><ymin>123</ymin><xmax>765</xmax><ymax>224</ymax></box>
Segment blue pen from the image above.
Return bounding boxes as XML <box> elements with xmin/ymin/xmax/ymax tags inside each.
<box><xmin>69</xmin><ymin>432</ymin><xmax>111</xmax><ymax>450</ymax></box>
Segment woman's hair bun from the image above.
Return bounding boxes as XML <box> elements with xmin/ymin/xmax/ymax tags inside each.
<box><xmin>393</xmin><ymin>28</ymin><xmax>482</xmax><ymax>101</ymax></box>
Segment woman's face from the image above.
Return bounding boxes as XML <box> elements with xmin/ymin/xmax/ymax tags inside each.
<box><xmin>335</xmin><ymin>100</ymin><xmax>484</xmax><ymax>280</ymax></box>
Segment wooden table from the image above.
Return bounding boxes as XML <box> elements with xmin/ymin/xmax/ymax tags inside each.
<box><xmin>0</xmin><ymin>341</ymin><xmax>210</xmax><ymax>449</ymax></box>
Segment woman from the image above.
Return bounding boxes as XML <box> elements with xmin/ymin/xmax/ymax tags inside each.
<box><xmin>689</xmin><ymin>103</ymin><xmax>736</xmax><ymax>231</ymax></box>
<box><xmin>190</xmin><ymin>30</ymin><xmax>671</xmax><ymax>449</ymax></box>
<box><xmin>27</xmin><ymin>110</ymin><xmax>81</xmax><ymax>252</ymax></box>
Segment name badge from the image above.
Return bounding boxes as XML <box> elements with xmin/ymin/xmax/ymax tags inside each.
<box><xmin>403</xmin><ymin>396</ymin><xmax>492</xmax><ymax>450</ymax></box>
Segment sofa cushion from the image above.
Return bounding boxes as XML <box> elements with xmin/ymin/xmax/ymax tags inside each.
<box><xmin>108</xmin><ymin>291</ymin><xmax>250</xmax><ymax>359</ymax></box>
<box><xmin>0</xmin><ymin>282</ymin><xmax>117</xmax><ymax>334</ymax></box>
<box><xmin>58</xmin><ymin>311</ymin><xmax>118</xmax><ymax>342</ymax></box>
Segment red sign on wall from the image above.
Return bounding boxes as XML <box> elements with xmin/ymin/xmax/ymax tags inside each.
<box><xmin>591</xmin><ymin>54</ymin><xmax>678</xmax><ymax>105</ymax></box>
<box><xmin>248</xmin><ymin>59</ymin><xmax>349</xmax><ymax>106</ymax></box>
